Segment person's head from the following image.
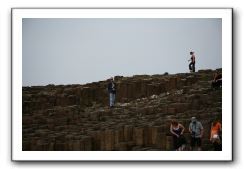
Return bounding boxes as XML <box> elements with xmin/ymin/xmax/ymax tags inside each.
<box><xmin>191</xmin><ymin>117</ymin><xmax>197</xmax><ymax>123</ymax></box>
<box><xmin>110</xmin><ymin>77</ymin><xmax>114</xmax><ymax>81</ymax></box>
<box><xmin>190</xmin><ymin>51</ymin><xmax>194</xmax><ymax>55</ymax></box>
<box><xmin>171</xmin><ymin>119</ymin><xmax>179</xmax><ymax>127</ymax></box>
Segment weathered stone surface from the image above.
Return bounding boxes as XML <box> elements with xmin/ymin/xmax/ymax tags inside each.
<box><xmin>22</xmin><ymin>68</ymin><xmax>222</xmax><ymax>151</ymax></box>
<box><xmin>166</xmin><ymin>136</ymin><xmax>174</xmax><ymax>151</ymax></box>
<box><xmin>104</xmin><ymin>129</ymin><xmax>115</xmax><ymax>150</ymax></box>
<box><xmin>114</xmin><ymin>142</ymin><xmax>128</xmax><ymax>151</ymax></box>
<box><xmin>124</xmin><ymin>125</ymin><xmax>133</xmax><ymax>142</ymax></box>
<box><xmin>133</xmin><ymin>127</ymin><xmax>144</xmax><ymax>146</ymax></box>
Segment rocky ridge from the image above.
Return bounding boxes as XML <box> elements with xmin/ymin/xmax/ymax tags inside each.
<box><xmin>22</xmin><ymin>68</ymin><xmax>222</xmax><ymax>151</ymax></box>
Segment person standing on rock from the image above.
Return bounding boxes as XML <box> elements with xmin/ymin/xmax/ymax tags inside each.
<box><xmin>188</xmin><ymin>51</ymin><xmax>196</xmax><ymax>72</ymax></box>
<box><xmin>189</xmin><ymin>117</ymin><xmax>204</xmax><ymax>151</ymax></box>
<box><xmin>107</xmin><ymin>77</ymin><xmax>116</xmax><ymax>108</ymax></box>
<box><xmin>170</xmin><ymin>120</ymin><xmax>187</xmax><ymax>151</ymax></box>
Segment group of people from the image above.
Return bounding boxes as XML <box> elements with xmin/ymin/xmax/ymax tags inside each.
<box><xmin>107</xmin><ymin>51</ymin><xmax>197</xmax><ymax>108</ymax></box>
<box><xmin>186</xmin><ymin>51</ymin><xmax>222</xmax><ymax>151</ymax></box>
<box><xmin>108</xmin><ymin>51</ymin><xmax>222</xmax><ymax>107</ymax></box>
<box><xmin>107</xmin><ymin>51</ymin><xmax>222</xmax><ymax>151</ymax></box>
<box><xmin>170</xmin><ymin>117</ymin><xmax>222</xmax><ymax>151</ymax></box>
<box><xmin>107</xmin><ymin>53</ymin><xmax>222</xmax><ymax>108</ymax></box>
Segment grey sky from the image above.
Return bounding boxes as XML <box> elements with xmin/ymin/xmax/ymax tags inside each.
<box><xmin>23</xmin><ymin>18</ymin><xmax>222</xmax><ymax>86</ymax></box>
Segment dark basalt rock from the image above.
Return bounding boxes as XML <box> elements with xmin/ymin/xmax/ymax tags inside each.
<box><xmin>22</xmin><ymin>68</ymin><xmax>222</xmax><ymax>151</ymax></box>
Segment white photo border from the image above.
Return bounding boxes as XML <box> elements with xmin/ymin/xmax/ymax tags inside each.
<box><xmin>12</xmin><ymin>8</ymin><xmax>233</xmax><ymax>161</ymax></box>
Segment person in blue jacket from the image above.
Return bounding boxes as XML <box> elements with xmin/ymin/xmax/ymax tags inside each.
<box><xmin>107</xmin><ymin>77</ymin><xmax>116</xmax><ymax>108</ymax></box>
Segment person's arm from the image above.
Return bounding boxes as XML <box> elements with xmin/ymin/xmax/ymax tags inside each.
<box><xmin>188</xmin><ymin>55</ymin><xmax>192</xmax><ymax>62</ymax></box>
<box><xmin>170</xmin><ymin>125</ymin><xmax>179</xmax><ymax>137</ymax></box>
<box><xmin>179</xmin><ymin>124</ymin><xmax>185</xmax><ymax>135</ymax></box>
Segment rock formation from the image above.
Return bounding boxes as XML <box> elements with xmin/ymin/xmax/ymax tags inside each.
<box><xmin>22</xmin><ymin>68</ymin><xmax>222</xmax><ymax>151</ymax></box>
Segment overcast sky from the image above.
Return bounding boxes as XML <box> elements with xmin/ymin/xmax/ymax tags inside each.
<box><xmin>23</xmin><ymin>18</ymin><xmax>222</xmax><ymax>86</ymax></box>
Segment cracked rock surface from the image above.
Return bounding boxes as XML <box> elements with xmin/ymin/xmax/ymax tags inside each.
<box><xmin>22</xmin><ymin>68</ymin><xmax>222</xmax><ymax>151</ymax></box>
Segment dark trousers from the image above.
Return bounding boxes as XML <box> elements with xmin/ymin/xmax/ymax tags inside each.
<box><xmin>190</xmin><ymin>137</ymin><xmax>202</xmax><ymax>147</ymax></box>
<box><xmin>173</xmin><ymin>135</ymin><xmax>187</xmax><ymax>150</ymax></box>
<box><xmin>212</xmin><ymin>80</ymin><xmax>222</xmax><ymax>89</ymax></box>
<box><xmin>189</xmin><ymin>62</ymin><xmax>195</xmax><ymax>72</ymax></box>
<box><xmin>213</xmin><ymin>142</ymin><xmax>222</xmax><ymax>151</ymax></box>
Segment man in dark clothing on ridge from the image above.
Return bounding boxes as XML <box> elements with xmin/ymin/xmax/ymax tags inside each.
<box><xmin>107</xmin><ymin>77</ymin><xmax>116</xmax><ymax>108</ymax></box>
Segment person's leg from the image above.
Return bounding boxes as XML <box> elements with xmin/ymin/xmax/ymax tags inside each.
<box><xmin>173</xmin><ymin>137</ymin><xmax>177</xmax><ymax>151</ymax></box>
<box><xmin>114</xmin><ymin>94</ymin><xmax>116</xmax><ymax>106</ymax></box>
<box><xmin>193</xmin><ymin>63</ymin><xmax>195</xmax><ymax>72</ymax></box>
<box><xmin>190</xmin><ymin>137</ymin><xmax>195</xmax><ymax>151</ymax></box>
<box><xmin>109</xmin><ymin>93</ymin><xmax>113</xmax><ymax>107</ymax></box>
<box><xmin>197</xmin><ymin>138</ymin><xmax>202</xmax><ymax>151</ymax></box>
<box><xmin>176</xmin><ymin>138</ymin><xmax>181</xmax><ymax>151</ymax></box>
<box><xmin>189</xmin><ymin>62</ymin><xmax>193</xmax><ymax>71</ymax></box>
<box><xmin>180</xmin><ymin>135</ymin><xmax>186</xmax><ymax>151</ymax></box>
<box><xmin>217</xmin><ymin>143</ymin><xmax>222</xmax><ymax>151</ymax></box>
<box><xmin>213</xmin><ymin>141</ymin><xmax>218</xmax><ymax>151</ymax></box>
<box><xmin>181</xmin><ymin>144</ymin><xmax>186</xmax><ymax>151</ymax></box>
<box><xmin>112</xmin><ymin>93</ymin><xmax>115</xmax><ymax>107</ymax></box>
<box><xmin>178</xmin><ymin>142</ymin><xmax>183</xmax><ymax>151</ymax></box>
<box><xmin>214</xmin><ymin>138</ymin><xmax>222</xmax><ymax>151</ymax></box>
